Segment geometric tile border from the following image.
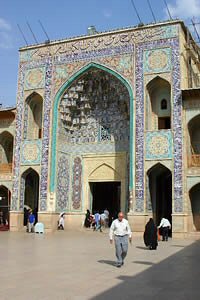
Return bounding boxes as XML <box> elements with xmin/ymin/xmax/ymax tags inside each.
<box><xmin>56</xmin><ymin>154</ymin><xmax>70</xmax><ymax>211</ymax></box>
<box><xmin>72</xmin><ymin>157</ymin><xmax>82</xmax><ymax>210</ymax></box>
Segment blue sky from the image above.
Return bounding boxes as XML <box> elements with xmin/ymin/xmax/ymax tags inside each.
<box><xmin>0</xmin><ymin>0</ymin><xmax>200</xmax><ymax>106</ymax></box>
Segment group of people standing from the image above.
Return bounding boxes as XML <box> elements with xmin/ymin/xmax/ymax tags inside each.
<box><xmin>84</xmin><ymin>209</ymin><xmax>109</xmax><ymax>231</ymax></box>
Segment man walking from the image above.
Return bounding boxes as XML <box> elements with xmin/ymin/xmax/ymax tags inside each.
<box><xmin>109</xmin><ymin>212</ymin><xmax>132</xmax><ymax>267</ymax></box>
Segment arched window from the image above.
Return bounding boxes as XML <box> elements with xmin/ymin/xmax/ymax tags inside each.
<box><xmin>188</xmin><ymin>114</ymin><xmax>200</xmax><ymax>167</ymax></box>
<box><xmin>146</xmin><ymin>77</ymin><xmax>171</xmax><ymax>130</ymax></box>
<box><xmin>161</xmin><ymin>99</ymin><xmax>167</xmax><ymax>110</ymax></box>
<box><xmin>189</xmin><ymin>183</ymin><xmax>200</xmax><ymax>231</ymax></box>
<box><xmin>25</xmin><ymin>93</ymin><xmax>43</xmax><ymax>139</ymax></box>
<box><xmin>0</xmin><ymin>131</ymin><xmax>14</xmax><ymax>173</ymax></box>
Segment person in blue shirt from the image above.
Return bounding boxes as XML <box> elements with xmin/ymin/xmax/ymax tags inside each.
<box><xmin>94</xmin><ymin>211</ymin><xmax>102</xmax><ymax>232</ymax></box>
<box><xmin>28</xmin><ymin>210</ymin><xmax>35</xmax><ymax>233</ymax></box>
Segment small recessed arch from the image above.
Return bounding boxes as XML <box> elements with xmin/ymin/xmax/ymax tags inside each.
<box><xmin>25</xmin><ymin>91</ymin><xmax>43</xmax><ymax>102</ymax></box>
<box><xmin>146</xmin><ymin>76</ymin><xmax>171</xmax><ymax>130</ymax></box>
<box><xmin>147</xmin><ymin>162</ymin><xmax>171</xmax><ymax>175</ymax></box>
<box><xmin>0</xmin><ymin>184</ymin><xmax>11</xmax><ymax>193</ymax></box>
<box><xmin>21</xmin><ymin>167</ymin><xmax>40</xmax><ymax>178</ymax></box>
<box><xmin>24</xmin><ymin>92</ymin><xmax>44</xmax><ymax>140</ymax></box>
<box><xmin>89</xmin><ymin>163</ymin><xmax>120</xmax><ymax>180</ymax></box>
<box><xmin>0</xmin><ymin>131</ymin><xmax>14</xmax><ymax>164</ymax></box>
<box><xmin>188</xmin><ymin>114</ymin><xmax>200</xmax><ymax>161</ymax></box>
<box><xmin>189</xmin><ymin>183</ymin><xmax>200</xmax><ymax>231</ymax></box>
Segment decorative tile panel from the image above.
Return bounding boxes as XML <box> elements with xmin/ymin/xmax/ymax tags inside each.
<box><xmin>20</xmin><ymin>49</ymin><xmax>35</xmax><ymax>62</ymax></box>
<box><xmin>54</xmin><ymin>54</ymin><xmax>134</xmax><ymax>94</ymax></box>
<box><xmin>56</xmin><ymin>154</ymin><xmax>70</xmax><ymax>211</ymax></box>
<box><xmin>135</xmin><ymin>38</ymin><xmax>183</xmax><ymax>213</ymax></box>
<box><xmin>143</xmin><ymin>48</ymin><xmax>171</xmax><ymax>73</ymax></box>
<box><xmin>54</xmin><ymin>65</ymin><xmax>68</xmax><ymax>89</ymax></box>
<box><xmin>24</xmin><ymin>67</ymin><xmax>45</xmax><ymax>90</ymax></box>
<box><xmin>146</xmin><ymin>130</ymin><xmax>172</xmax><ymax>160</ymax></box>
<box><xmin>72</xmin><ymin>157</ymin><xmax>82</xmax><ymax>210</ymax></box>
<box><xmin>21</xmin><ymin>140</ymin><xmax>42</xmax><ymax>165</ymax></box>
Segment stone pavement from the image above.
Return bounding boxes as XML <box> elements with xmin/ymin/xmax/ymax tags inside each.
<box><xmin>0</xmin><ymin>229</ymin><xmax>200</xmax><ymax>300</ymax></box>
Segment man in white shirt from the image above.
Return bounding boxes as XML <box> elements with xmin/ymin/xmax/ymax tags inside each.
<box><xmin>109</xmin><ymin>212</ymin><xmax>132</xmax><ymax>267</ymax></box>
<box><xmin>158</xmin><ymin>217</ymin><xmax>171</xmax><ymax>241</ymax></box>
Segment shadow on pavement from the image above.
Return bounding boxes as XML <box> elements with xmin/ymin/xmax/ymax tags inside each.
<box><xmin>92</xmin><ymin>240</ymin><xmax>200</xmax><ymax>299</ymax></box>
<box><xmin>133</xmin><ymin>261</ymin><xmax>155</xmax><ymax>266</ymax></box>
<box><xmin>136</xmin><ymin>246</ymin><xmax>149</xmax><ymax>250</ymax></box>
<box><xmin>98</xmin><ymin>260</ymin><xmax>116</xmax><ymax>266</ymax></box>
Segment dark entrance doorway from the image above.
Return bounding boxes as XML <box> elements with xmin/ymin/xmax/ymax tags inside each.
<box><xmin>22</xmin><ymin>168</ymin><xmax>39</xmax><ymax>224</ymax></box>
<box><xmin>147</xmin><ymin>164</ymin><xmax>172</xmax><ymax>234</ymax></box>
<box><xmin>90</xmin><ymin>182</ymin><xmax>121</xmax><ymax>223</ymax></box>
<box><xmin>0</xmin><ymin>186</ymin><xmax>10</xmax><ymax>231</ymax></box>
<box><xmin>189</xmin><ymin>183</ymin><xmax>200</xmax><ymax>231</ymax></box>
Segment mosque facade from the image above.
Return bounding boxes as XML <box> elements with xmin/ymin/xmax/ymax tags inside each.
<box><xmin>0</xmin><ymin>20</ymin><xmax>200</xmax><ymax>237</ymax></box>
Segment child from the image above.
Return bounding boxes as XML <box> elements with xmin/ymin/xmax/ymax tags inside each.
<box><xmin>28</xmin><ymin>210</ymin><xmax>35</xmax><ymax>233</ymax></box>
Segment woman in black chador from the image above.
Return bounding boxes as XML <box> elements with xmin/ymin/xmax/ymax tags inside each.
<box><xmin>84</xmin><ymin>209</ymin><xmax>91</xmax><ymax>228</ymax></box>
<box><xmin>144</xmin><ymin>218</ymin><xmax>158</xmax><ymax>250</ymax></box>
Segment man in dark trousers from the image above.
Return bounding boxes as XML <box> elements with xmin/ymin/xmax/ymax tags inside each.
<box><xmin>158</xmin><ymin>217</ymin><xmax>171</xmax><ymax>241</ymax></box>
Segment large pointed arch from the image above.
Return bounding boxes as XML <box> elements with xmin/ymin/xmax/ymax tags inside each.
<box><xmin>50</xmin><ymin>62</ymin><xmax>134</xmax><ymax>192</ymax></box>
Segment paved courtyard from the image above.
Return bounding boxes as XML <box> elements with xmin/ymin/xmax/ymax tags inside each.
<box><xmin>0</xmin><ymin>229</ymin><xmax>200</xmax><ymax>300</ymax></box>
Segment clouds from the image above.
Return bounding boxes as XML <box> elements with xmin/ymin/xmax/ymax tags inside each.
<box><xmin>0</xmin><ymin>17</ymin><xmax>13</xmax><ymax>49</ymax></box>
<box><xmin>0</xmin><ymin>18</ymin><xmax>11</xmax><ymax>31</ymax></box>
<box><xmin>103</xmin><ymin>9</ymin><xmax>112</xmax><ymax>19</ymax></box>
<box><xmin>168</xmin><ymin>0</ymin><xmax>200</xmax><ymax>19</ymax></box>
